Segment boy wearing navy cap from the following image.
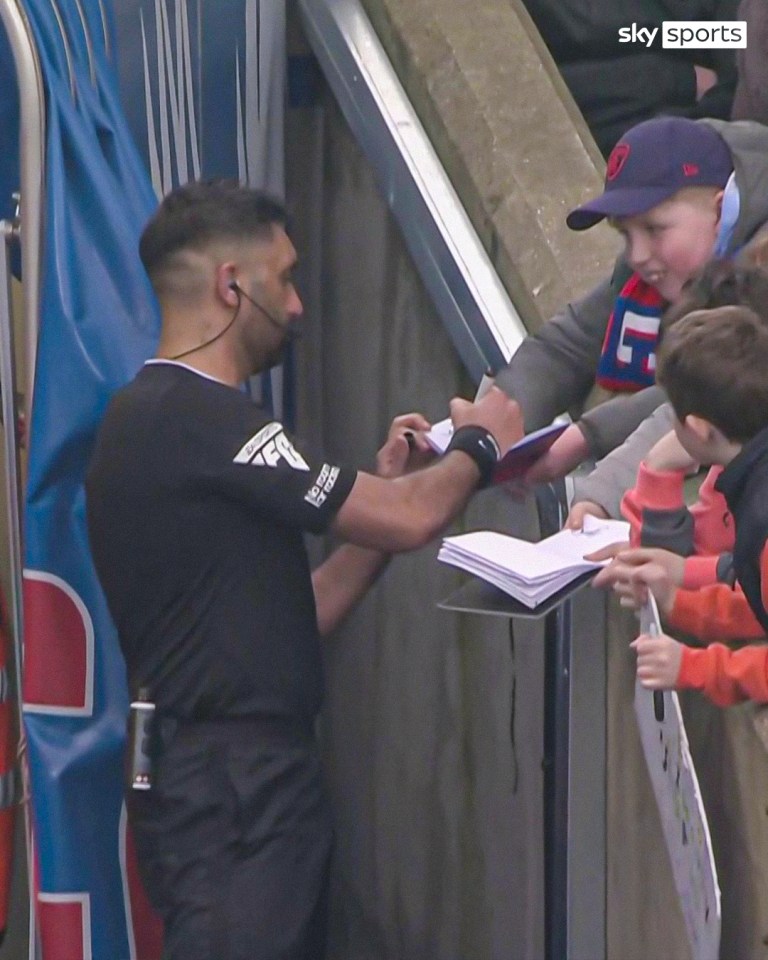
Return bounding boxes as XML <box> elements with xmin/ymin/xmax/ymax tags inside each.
<box><xmin>495</xmin><ymin>116</ymin><xmax>768</xmax><ymax>509</ymax></box>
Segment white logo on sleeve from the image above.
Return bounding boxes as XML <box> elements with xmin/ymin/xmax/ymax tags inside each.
<box><xmin>305</xmin><ymin>464</ymin><xmax>340</xmax><ymax>508</ymax></box>
<box><xmin>233</xmin><ymin>422</ymin><xmax>310</xmax><ymax>471</ymax></box>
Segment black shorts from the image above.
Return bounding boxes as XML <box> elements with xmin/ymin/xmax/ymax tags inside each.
<box><xmin>128</xmin><ymin>717</ymin><xmax>332</xmax><ymax>960</ymax></box>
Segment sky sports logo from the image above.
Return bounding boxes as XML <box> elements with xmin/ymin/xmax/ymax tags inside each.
<box><xmin>618</xmin><ymin>22</ymin><xmax>747</xmax><ymax>49</ymax></box>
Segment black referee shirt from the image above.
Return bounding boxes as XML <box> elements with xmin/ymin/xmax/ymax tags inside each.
<box><xmin>85</xmin><ymin>361</ymin><xmax>357</xmax><ymax>720</ymax></box>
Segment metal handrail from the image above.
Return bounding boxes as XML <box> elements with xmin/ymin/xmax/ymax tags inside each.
<box><xmin>0</xmin><ymin>0</ymin><xmax>44</xmax><ymax>419</ymax></box>
<box><xmin>299</xmin><ymin>0</ymin><xmax>527</xmax><ymax>382</ymax></box>
<box><xmin>0</xmin><ymin>3</ymin><xmax>45</xmax><ymax>957</ymax></box>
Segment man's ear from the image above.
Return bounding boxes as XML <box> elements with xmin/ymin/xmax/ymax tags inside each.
<box><xmin>216</xmin><ymin>261</ymin><xmax>240</xmax><ymax>307</ymax></box>
<box><xmin>684</xmin><ymin>413</ymin><xmax>715</xmax><ymax>443</ymax></box>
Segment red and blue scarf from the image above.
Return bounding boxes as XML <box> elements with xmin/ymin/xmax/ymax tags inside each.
<box><xmin>596</xmin><ymin>272</ymin><xmax>664</xmax><ymax>392</ymax></box>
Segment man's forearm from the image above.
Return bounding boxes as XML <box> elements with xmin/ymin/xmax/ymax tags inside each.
<box><xmin>312</xmin><ymin>544</ymin><xmax>390</xmax><ymax>637</ymax></box>
<box><xmin>332</xmin><ymin>451</ymin><xmax>483</xmax><ymax>553</ymax></box>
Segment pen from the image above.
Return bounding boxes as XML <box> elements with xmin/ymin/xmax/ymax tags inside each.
<box><xmin>648</xmin><ymin>620</ymin><xmax>665</xmax><ymax>722</ymax></box>
<box><xmin>474</xmin><ymin>367</ymin><xmax>496</xmax><ymax>402</ymax></box>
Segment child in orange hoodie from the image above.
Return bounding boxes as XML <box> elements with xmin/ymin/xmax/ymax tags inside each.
<box><xmin>594</xmin><ymin>302</ymin><xmax>768</xmax><ymax>706</ymax></box>
<box><xmin>609</xmin><ymin>263</ymin><xmax>768</xmax><ymax>644</ymax></box>
<box><xmin>619</xmin><ymin>261</ymin><xmax>768</xmax><ymax>577</ymax></box>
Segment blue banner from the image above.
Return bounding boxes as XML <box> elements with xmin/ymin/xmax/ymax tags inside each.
<box><xmin>20</xmin><ymin>1</ymin><xmax>161</xmax><ymax>956</ymax></box>
<box><xmin>112</xmin><ymin>0</ymin><xmax>284</xmax><ymax>198</ymax></box>
<box><xmin>111</xmin><ymin>0</ymin><xmax>291</xmax><ymax>425</ymax></box>
<box><xmin>0</xmin><ymin>20</ymin><xmax>21</xmax><ymax>276</ymax></box>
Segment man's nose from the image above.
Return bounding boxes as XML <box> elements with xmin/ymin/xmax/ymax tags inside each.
<box><xmin>289</xmin><ymin>288</ymin><xmax>304</xmax><ymax>318</ymax></box>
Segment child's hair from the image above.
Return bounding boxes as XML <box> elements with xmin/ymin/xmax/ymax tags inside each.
<box><xmin>657</xmin><ymin>304</ymin><xmax>768</xmax><ymax>443</ymax></box>
<box><xmin>662</xmin><ymin>259</ymin><xmax>768</xmax><ymax>334</ymax></box>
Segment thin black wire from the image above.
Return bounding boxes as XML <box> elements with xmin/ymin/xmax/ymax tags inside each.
<box><xmin>169</xmin><ymin>292</ymin><xmax>243</xmax><ymax>361</ymax></box>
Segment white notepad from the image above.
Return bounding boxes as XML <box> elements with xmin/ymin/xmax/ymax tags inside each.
<box><xmin>438</xmin><ymin>516</ymin><xmax>630</xmax><ymax>608</ymax></box>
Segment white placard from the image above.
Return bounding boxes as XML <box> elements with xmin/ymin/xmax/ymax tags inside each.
<box><xmin>635</xmin><ymin>598</ymin><xmax>721</xmax><ymax>960</ymax></box>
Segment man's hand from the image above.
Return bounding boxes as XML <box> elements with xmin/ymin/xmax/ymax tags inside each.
<box><xmin>645</xmin><ymin>429</ymin><xmax>699</xmax><ymax>474</ymax></box>
<box><xmin>450</xmin><ymin>386</ymin><xmax>524</xmax><ymax>454</ymax></box>
<box><xmin>631</xmin><ymin>633</ymin><xmax>684</xmax><ymax>690</ymax></box>
<box><xmin>375</xmin><ymin>412</ymin><xmax>434</xmax><ymax>479</ymax></box>
<box><xmin>522</xmin><ymin>424</ymin><xmax>590</xmax><ymax>485</ymax></box>
<box><xmin>564</xmin><ymin>500</ymin><xmax>610</xmax><ymax>530</ymax></box>
<box><xmin>590</xmin><ymin>546</ymin><xmax>683</xmax><ymax>613</ymax></box>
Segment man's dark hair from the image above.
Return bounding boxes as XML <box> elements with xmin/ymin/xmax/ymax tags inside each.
<box><xmin>657</xmin><ymin>305</ymin><xmax>768</xmax><ymax>443</ymax></box>
<box><xmin>139</xmin><ymin>179</ymin><xmax>288</xmax><ymax>292</ymax></box>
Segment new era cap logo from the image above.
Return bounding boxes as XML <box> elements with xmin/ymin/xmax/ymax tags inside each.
<box><xmin>233</xmin><ymin>422</ymin><xmax>310</xmax><ymax>471</ymax></box>
<box><xmin>682</xmin><ymin>163</ymin><xmax>700</xmax><ymax>176</ymax></box>
<box><xmin>607</xmin><ymin>144</ymin><xmax>630</xmax><ymax>181</ymax></box>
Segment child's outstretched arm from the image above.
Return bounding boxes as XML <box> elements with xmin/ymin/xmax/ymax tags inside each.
<box><xmin>494</xmin><ymin>278</ymin><xmax>616</xmax><ymax>431</ymax></box>
<box><xmin>632</xmin><ymin>633</ymin><xmax>768</xmax><ymax>707</ymax></box>
<box><xmin>674</xmin><ymin>642</ymin><xmax>768</xmax><ymax>707</ymax></box>
<box><xmin>620</xmin><ymin>428</ymin><xmax>733</xmax><ymax>588</ymax></box>
<box><xmin>591</xmin><ymin>545</ymin><xmax>765</xmax><ymax>642</ymax></box>
<box><xmin>589</xmin><ymin>545</ymin><xmax>683</xmax><ymax>614</ymax></box>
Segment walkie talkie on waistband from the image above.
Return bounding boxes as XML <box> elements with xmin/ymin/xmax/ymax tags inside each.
<box><xmin>128</xmin><ymin>687</ymin><xmax>156</xmax><ymax>791</ymax></box>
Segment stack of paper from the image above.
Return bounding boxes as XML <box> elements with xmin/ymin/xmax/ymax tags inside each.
<box><xmin>438</xmin><ymin>516</ymin><xmax>630</xmax><ymax>607</ymax></box>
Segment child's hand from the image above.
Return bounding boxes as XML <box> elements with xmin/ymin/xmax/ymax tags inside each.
<box><xmin>645</xmin><ymin>430</ymin><xmax>699</xmax><ymax>474</ymax></box>
<box><xmin>590</xmin><ymin>546</ymin><xmax>683</xmax><ymax>613</ymax></box>
<box><xmin>631</xmin><ymin>633</ymin><xmax>683</xmax><ymax>689</ymax></box>
<box><xmin>522</xmin><ymin>425</ymin><xmax>589</xmax><ymax>485</ymax></box>
<box><xmin>564</xmin><ymin>500</ymin><xmax>609</xmax><ymax>530</ymax></box>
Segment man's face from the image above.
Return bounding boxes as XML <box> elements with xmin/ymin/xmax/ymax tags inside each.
<box><xmin>240</xmin><ymin>226</ymin><xmax>303</xmax><ymax>368</ymax></box>
<box><xmin>613</xmin><ymin>189</ymin><xmax>722</xmax><ymax>303</ymax></box>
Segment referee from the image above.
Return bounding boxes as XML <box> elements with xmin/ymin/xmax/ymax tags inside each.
<box><xmin>85</xmin><ymin>179</ymin><xmax>523</xmax><ymax>960</ymax></box>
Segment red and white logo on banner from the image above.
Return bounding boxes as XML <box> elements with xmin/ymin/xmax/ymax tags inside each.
<box><xmin>22</xmin><ymin>570</ymin><xmax>94</xmax><ymax>716</ymax></box>
<box><xmin>38</xmin><ymin>892</ymin><xmax>91</xmax><ymax>960</ymax></box>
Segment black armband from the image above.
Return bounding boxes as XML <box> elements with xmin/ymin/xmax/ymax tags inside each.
<box><xmin>446</xmin><ymin>425</ymin><xmax>501</xmax><ymax>488</ymax></box>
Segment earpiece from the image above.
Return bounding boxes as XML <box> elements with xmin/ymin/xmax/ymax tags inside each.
<box><xmin>224</xmin><ymin>280</ymin><xmax>299</xmax><ymax>339</ymax></box>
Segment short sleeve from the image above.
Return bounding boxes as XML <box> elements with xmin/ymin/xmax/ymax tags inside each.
<box><xmin>188</xmin><ymin>392</ymin><xmax>357</xmax><ymax>534</ymax></box>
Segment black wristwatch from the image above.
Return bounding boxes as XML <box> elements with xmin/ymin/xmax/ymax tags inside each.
<box><xmin>446</xmin><ymin>425</ymin><xmax>501</xmax><ymax>487</ymax></box>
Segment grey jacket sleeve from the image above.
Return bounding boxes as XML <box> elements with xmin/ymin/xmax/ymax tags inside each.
<box><xmin>572</xmin><ymin>402</ymin><xmax>675</xmax><ymax>519</ymax></box>
<box><xmin>638</xmin><ymin>507</ymin><xmax>695</xmax><ymax>556</ymax></box>
<box><xmin>576</xmin><ymin>384</ymin><xmax>668</xmax><ymax>460</ymax></box>
<box><xmin>494</xmin><ymin>275</ymin><xmax>617</xmax><ymax>431</ymax></box>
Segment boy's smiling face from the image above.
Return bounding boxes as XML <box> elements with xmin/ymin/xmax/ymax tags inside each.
<box><xmin>613</xmin><ymin>187</ymin><xmax>723</xmax><ymax>303</ymax></box>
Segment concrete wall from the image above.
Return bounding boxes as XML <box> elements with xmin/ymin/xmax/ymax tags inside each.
<box><xmin>357</xmin><ymin>0</ymin><xmax>620</xmax><ymax>331</ymax></box>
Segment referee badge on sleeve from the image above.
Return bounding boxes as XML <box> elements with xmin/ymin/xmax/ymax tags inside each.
<box><xmin>233</xmin><ymin>423</ymin><xmax>310</xmax><ymax>471</ymax></box>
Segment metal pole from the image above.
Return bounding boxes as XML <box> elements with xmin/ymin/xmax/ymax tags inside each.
<box><xmin>0</xmin><ymin>216</ymin><xmax>24</xmax><ymax>749</ymax></box>
<box><xmin>0</xmin><ymin>216</ymin><xmax>34</xmax><ymax>960</ymax></box>
<box><xmin>0</xmin><ymin>4</ymin><xmax>46</xmax><ymax>956</ymax></box>
<box><xmin>537</xmin><ymin>480</ymin><xmax>572</xmax><ymax>960</ymax></box>
<box><xmin>543</xmin><ymin>596</ymin><xmax>572</xmax><ymax>960</ymax></box>
<box><xmin>0</xmin><ymin>0</ymin><xmax>45</xmax><ymax>423</ymax></box>
<box><xmin>539</xmin><ymin>476</ymin><xmax>607</xmax><ymax>959</ymax></box>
